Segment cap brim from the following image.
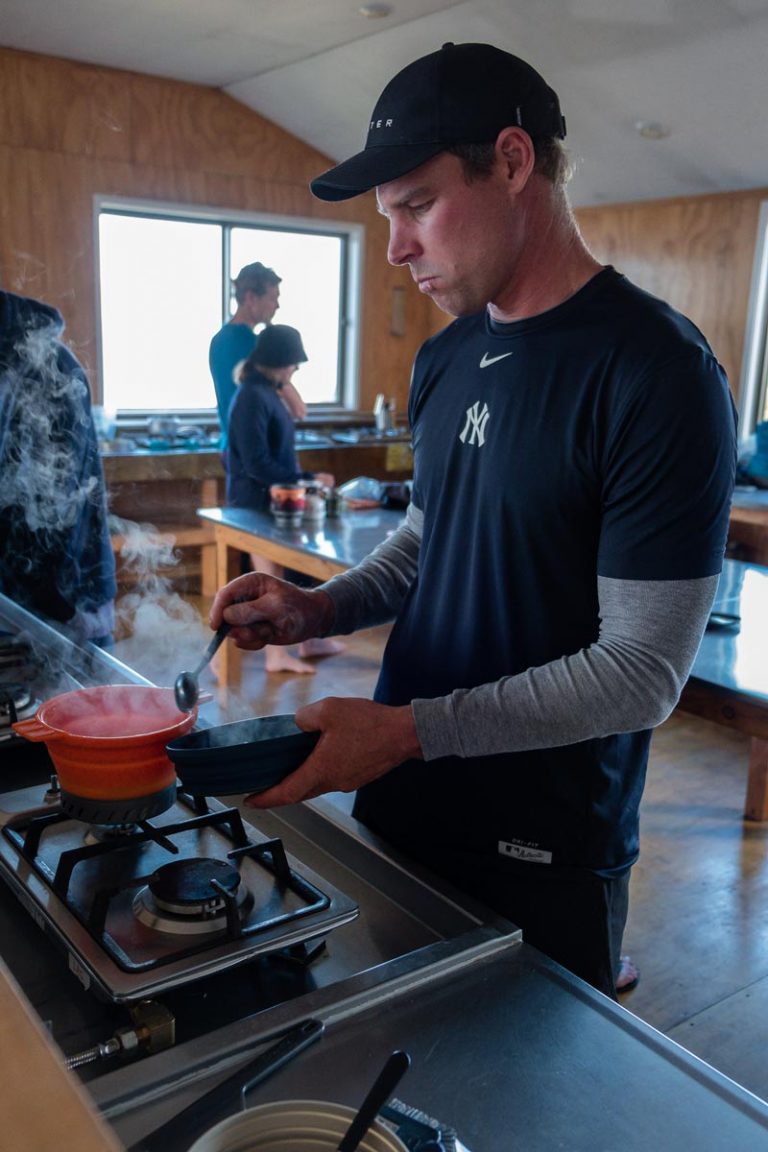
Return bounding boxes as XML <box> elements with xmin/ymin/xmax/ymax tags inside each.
<box><xmin>310</xmin><ymin>141</ymin><xmax>446</xmax><ymax>202</ymax></box>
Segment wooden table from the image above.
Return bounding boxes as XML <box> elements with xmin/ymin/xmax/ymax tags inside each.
<box><xmin>197</xmin><ymin>505</ymin><xmax>405</xmax><ymax>687</ymax></box>
<box><xmin>677</xmin><ymin>559</ymin><xmax>768</xmax><ymax>819</ymax></box>
<box><xmin>728</xmin><ymin>486</ymin><xmax>768</xmax><ymax>565</ymax></box>
<box><xmin>103</xmin><ymin>440</ymin><xmax>411</xmax><ymax>596</ymax></box>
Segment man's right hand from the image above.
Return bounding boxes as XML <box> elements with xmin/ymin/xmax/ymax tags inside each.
<box><xmin>209</xmin><ymin>572</ymin><xmax>335</xmax><ymax>651</ymax></box>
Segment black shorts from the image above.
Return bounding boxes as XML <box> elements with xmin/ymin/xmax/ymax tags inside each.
<box><xmin>351</xmin><ymin>814</ymin><xmax>629</xmax><ymax>999</ymax></box>
<box><xmin>457</xmin><ymin>861</ymin><xmax>630</xmax><ymax>999</ymax></box>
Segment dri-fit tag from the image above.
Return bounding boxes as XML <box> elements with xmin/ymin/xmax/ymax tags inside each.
<box><xmin>498</xmin><ymin>839</ymin><xmax>553</xmax><ymax>865</ymax></box>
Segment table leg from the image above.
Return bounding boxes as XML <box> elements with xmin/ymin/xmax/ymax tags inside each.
<box><xmin>200</xmin><ymin>541</ymin><xmax>217</xmax><ymax>599</ymax></box>
<box><xmin>744</xmin><ymin>737</ymin><xmax>768</xmax><ymax>821</ymax></box>
<box><xmin>215</xmin><ymin>533</ymin><xmax>242</xmax><ymax>691</ymax></box>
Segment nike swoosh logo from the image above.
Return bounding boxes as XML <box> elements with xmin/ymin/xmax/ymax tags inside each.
<box><xmin>479</xmin><ymin>351</ymin><xmax>513</xmax><ymax>368</ymax></box>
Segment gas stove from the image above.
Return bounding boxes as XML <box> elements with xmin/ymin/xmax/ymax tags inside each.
<box><xmin>0</xmin><ymin>595</ymin><xmax>357</xmax><ymax>1008</ymax></box>
<box><xmin>0</xmin><ymin>681</ymin><xmax>38</xmax><ymax>737</ymax></box>
<box><xmin>0</xmin><ymin>592</ymin><xmax>508</xmax><ymax>1119</ymax></box>
<box><xmin>0</xmin><ymin>632</ymin><xmax>43</xmax><ymax>740</ymax></box>
<box><xmin>0</xmin><ymin>783</ymin><xmax>358</xmax><ymax>1003</ymax></box>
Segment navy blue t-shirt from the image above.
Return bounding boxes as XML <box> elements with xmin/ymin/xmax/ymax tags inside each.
<box><xmin>354</xmin><ymin>269</ymin><xmax>736</xmax><ymax>873</ymax></box>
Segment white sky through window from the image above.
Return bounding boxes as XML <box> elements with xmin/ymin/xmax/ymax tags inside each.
<box><xmin>99</xmin><ymin>212</ymin><xmax>345</xmax><ymax>414</ymax></box>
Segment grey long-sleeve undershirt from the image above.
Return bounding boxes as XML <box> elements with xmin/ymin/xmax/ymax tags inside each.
<box><xmin>321</xmin><ymin>502</ymin><xmax>718</xmax><ymax>762</ymax></box>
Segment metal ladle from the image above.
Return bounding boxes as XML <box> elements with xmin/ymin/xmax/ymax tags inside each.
<box><xmin>337</xmin><ymin>1050</ymin><xmax>411</xmax><ymax>1152</ymax></box>
<box><xmin>174</xmin><ymin>622</ymin><xmax>231</xmax><ymax>712</ymax></box>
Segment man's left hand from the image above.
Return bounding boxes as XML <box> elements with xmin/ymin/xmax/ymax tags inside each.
<box><xmin>243</xmin><ymin>697</ymin><xmax>422</xmax><ymax>808</ymax></box>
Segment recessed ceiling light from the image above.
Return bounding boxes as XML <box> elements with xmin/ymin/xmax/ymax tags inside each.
<box><xmin>634</xmin><ymin>120</ymin><xmax>671</xmax><ymax>140</ymax></box>
<box><xmin>359</xmin><ymin>2</ymin><xmax>393</xmax><ymax>16</ymax></box>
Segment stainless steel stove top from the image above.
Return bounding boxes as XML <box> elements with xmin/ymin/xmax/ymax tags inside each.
<box><xmin>0</xmin><ymin>783</ymin><xmax>358</xmax><ymax>1002</ymax></box>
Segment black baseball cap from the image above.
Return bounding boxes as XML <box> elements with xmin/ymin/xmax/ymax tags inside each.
<box><xmin>310</xmin><ymin>42</ymin><xmax>566</xmax><ymax>202</ymax></box>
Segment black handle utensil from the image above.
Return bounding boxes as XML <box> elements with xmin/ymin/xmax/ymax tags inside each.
<box><xmin>127</xmin><ymin>1017</ymin><xmax>324</xmax><ymax>1152</ymax></box>
<box><xmin>174</xmin><ymin>621</ymin><xmax>231</xmax><ymax>711</ymax></box>
<box><xmin>337</xmin><ymin>1049</ymin><xmax>411</xmax><ymax>1152</ymax></box>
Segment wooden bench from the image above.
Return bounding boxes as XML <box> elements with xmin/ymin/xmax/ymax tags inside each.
<box><xmin>110</xmin><ymin>522</ymin><xmax>217</xmax><ymax>597</ymax></box>
<box><xmin>102</xmin><ymin>453</ymin><xmax>225</xmax><ymax>599</ymax></box>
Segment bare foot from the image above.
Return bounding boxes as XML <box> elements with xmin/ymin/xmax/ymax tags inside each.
<box><xmin>297</xmin><ymin>637</ymin><xmax>347</xmax><ymax>659</ymax></box>
<box><xmin>264</xmin><ymin>645</ymin><xmax>316</xmax><ymax>675</ymax></box>
<box><xmin>616</xmin><ymin>954</ymin><xmax>639</xmax><ymax>993</ymax></box>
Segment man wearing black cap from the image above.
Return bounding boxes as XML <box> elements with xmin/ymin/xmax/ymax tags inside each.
<box><xmin>211</xmin><ymin>43</ymin><xmax>737</xmax><ymax>996</ymax></box>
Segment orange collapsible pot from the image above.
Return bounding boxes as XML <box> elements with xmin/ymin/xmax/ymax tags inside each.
<box><xmin>12</xmin><ymin>685</ymin><xmax>197</xmax><ymax>822</ymax></box>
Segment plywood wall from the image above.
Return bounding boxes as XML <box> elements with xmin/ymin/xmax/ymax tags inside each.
<box><xmin>576</xmin><ymin>189</ymin><xmax>766</xmax><ymax>403</ymax></box>
<box><xmin>1</xmin><ymin>46</ymin><xmax>765</xmax><ymax>413</ymax></box>
<box><xmin>0</xmin><ymin>46</ymin><xmax>434</xmax><ymax>413</ymax></box>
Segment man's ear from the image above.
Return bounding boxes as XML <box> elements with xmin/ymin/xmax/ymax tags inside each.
<box><xmin>495</xmin><ymin>127</ymin><xmax>536</xmax><ymax>191</ymax></box>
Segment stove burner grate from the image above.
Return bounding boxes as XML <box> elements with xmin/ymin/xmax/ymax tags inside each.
<box><xmin>149</xmin><ymin>858</ymin><xmax>241</xmax><ymax>909</ymax></box>
<box><xmin>134</xmin><ymin>858</ymin><xmax>250</xmax><ymax>935</ymax></box>
<box><xmin>2</xmin><ymin>799</ymin><xmax>332</xmax><ymax>972</ymax></box>
<box><xmin>59</xmin><ymin>784</ymin><xmax>177</xmax><ymax>825</ymax></box>
<box><xmin>0</xmin><ymin>683</ymin><xmax>38</xmax><ymax>740</ymax></box>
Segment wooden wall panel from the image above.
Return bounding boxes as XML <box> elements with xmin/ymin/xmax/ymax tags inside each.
<box><xmin>0</xmin><ymin>51</ymin><xmax>131</xmax><ymax>161</ymax></box>
<box><xmin>2</xmin><ymin>45</ymin><xmax>763</xmax><ymax>419</ymax></box>
<box><xmin>0</xmin><ymin>45</ymin><xmax>431</xmax><ymax>416</ymax></box>
<box><xmin>129</xmin><ymin>76</ymin><xmax>330</xmax><ymax>179</ymax></box>
<box><xmin>577</xmin><ymin>189</ymin><xmax>766</xmax><ymax>401</ymax></box>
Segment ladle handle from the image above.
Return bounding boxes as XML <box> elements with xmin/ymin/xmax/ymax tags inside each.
<box><xmin>337</xmin><ymin>1050</ymin><xmax>411</xmax><ymax>1152</ymax></box>
<box><xmin>193</xmin><ymin>622</ymin><xmax>232</xmax><ymax>675</ymax></box>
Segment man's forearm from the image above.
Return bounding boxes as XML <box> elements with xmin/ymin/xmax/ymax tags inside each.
<box><xmin>413</xmin><ymin>574</ymin><xmax>718</xmax><ymax>760</ymax></box>
<box><xmin>321</xmin><ymin>502</ymin><xmax>423</xmax><ymax>633</ymax></box>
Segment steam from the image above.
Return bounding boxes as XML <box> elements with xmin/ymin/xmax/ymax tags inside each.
<box><xmin>0</xmin><ymin>320</ymin><xmax>97</xmax><ymax>535</ymax></box>
<box><xmin>0</xmin><ymin>312</ymin><xmax>119</xmax><ymax>643</ymax></box>
<box><xmin>109</xmin><ymin>516</ymin><xmax>214</xmax><ymax>687</ymax></box>
<box><xmin>0</xmin><ymin>310</ymin><xmax>245</xmax><ymax>712</ymax></box>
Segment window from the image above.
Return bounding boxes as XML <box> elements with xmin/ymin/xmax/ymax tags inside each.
<box><xmin>95</xmin><ymin>198</ymin><xmax>363</xmax><ymax>420</ymax></box>
<box><xmin>739</xmin><ymin>199</ymin><xmax>768</xmax><ymax>440</ymax></box>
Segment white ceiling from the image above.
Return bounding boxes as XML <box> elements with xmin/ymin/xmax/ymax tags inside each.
<box><xmin>2</xmin><ymin>0</ymin><xmax>768</xmax><ymax>207</ymax></box>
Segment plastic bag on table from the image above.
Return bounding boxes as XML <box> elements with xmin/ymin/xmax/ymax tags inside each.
<box><xmin>337</xmin><ymin>476</ymin><xmax>384</xmax><ymax>509</ymax></box>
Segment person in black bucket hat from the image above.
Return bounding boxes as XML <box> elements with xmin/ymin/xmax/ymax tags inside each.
<box><xmin>211</xmin><ymin>42</ymin><xmax>737</xmax><ymax>999</ymax></box>
<box><xmin>250</xmin><ymin>323</ymin><xmax>308</xmax><ymax>367</ymax></box>
<box><xmin>225</xmin><ymin>324</ymin><xmax>343</xmax><ymax>674</ymax></box>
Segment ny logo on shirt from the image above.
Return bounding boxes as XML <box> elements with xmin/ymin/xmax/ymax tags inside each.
<box><xmin>459</xmin><ymin>401</ymin><xmax>490</xmax><ymax>447</ymax></box>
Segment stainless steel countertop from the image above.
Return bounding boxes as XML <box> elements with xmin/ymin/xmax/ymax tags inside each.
<box><xmin>102</xmin><ymin>862</ymin><xmax>768</xmax><ymax>1152</ymax></box>
<box><xmin>198</xmin><ymin>505</ymin><xmax>405</xmax><ymax>571</ymax></box>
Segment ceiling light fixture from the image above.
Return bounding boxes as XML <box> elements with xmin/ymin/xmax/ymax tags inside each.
<box><xmin>359</xmin><ymin>2</ymin><xmax>393</xmax><ymax>17</ymax></box>
<box><xmin>634</xmin><ymin>119</ymin><xmax>671</xmax><ymax>140</ymax></box>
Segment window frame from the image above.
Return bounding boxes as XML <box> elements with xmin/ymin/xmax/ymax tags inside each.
<box><xmin>738</xmin><ymin>198</ymin><xmax>768</xmax><ymax>443</ymax></box>
<box><xmin>93</xmin><ymin>194</ymin><xmax>365</xmax><ymax>427</ymax></box>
